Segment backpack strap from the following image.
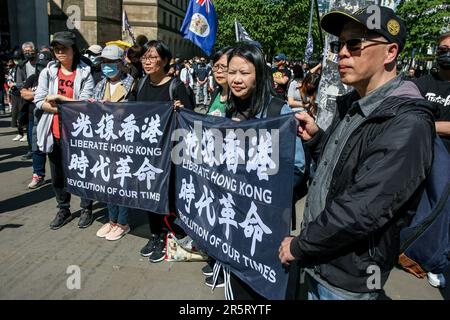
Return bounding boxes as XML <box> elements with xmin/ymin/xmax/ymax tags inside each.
<box><xmin>136</xmin><ymin>74</ymin><xmax>149</xmax><ymax>98</ymax></box>
<box><xmin>266</xmin><ymin>96</ymin><xmax>286</xmax><ymax>117</ymax></box>
<box><xmin>169</xmin><ymin>77</ymin><xmax>180</xmax><ymax>101</ymax></box>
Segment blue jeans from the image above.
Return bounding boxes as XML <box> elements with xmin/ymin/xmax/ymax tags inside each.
<box><xmin>306</xmin><ymin>273</ymin><xmax>379</xmax><ymax>300</ymax></box>
<box><xmin>32</xmin><ymin>150</ymin><xmax>46</xmax><ymax>177</ymax></box>
<box><xmin>30</xmin><ymin>114</ymin><xmax>46</xmax><ymax>177</ymax></box>
<box><xmin>107</xmin><ymin>204</ymin><xmax>129</xmax><ymax>225</ymax></box>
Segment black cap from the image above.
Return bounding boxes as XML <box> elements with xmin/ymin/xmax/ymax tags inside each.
<box><xmin>50</xmin><ymin>31</ymin><xmax>76</xmax><ymax>47</ymax></box>
<box><xmin>321</xmin><ymin>5</ymin><xmax>406</xmax><ymax>53</ymax></box>
<box><xmin>36</xmin><ymin>51</ymin><xmax>53</xmax><ymax>67</ymax></box>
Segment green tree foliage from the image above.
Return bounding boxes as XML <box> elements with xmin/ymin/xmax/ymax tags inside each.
<box><xmin>396</xmin><ymin>0</ymin><xmax>450</xmax><ymax>59</ymax></box>
<box><xmin>213</xmin><ymin>0</ymin><xmax>322</xmax><ymax>60</ymax></box>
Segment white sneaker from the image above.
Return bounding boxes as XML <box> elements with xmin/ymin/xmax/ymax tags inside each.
<box><xmin>427</xmin><ymin>272</ymin><xmax>446</xmax><ymax>288</ymax></box>
<box><xmin>12</xmin><ymin>134</ymin><xmax>23</xmax><ymax>141</ymax></box>
<box><xmin>28</xmin><ymin>174</ymin><xmax>45</xmax><ymax>189</ymax></box>
<box><xmin>19</xmin><ymin>135</ymin><xmax>27</xmax><ymax>142</ymax></box>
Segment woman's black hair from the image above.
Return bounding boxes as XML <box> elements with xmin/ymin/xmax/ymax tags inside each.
<box><xmin>143</xmin><ymin>40</ymin><xmax>172</xmax><ymax>73</ymax></box>
<box><xmin>212</xmin><ymin>46</ymin><xmax>233</xmax><ymax>65</ymax></box>
<box><xmin>292</xmin><ymin>64</ymin><xmax>304</xmax><ymax>80</ymax></box>
<box><xmin>127</xmin><ymin>45</ymin><xmax>145</xmax><ymax>61</ymax></box>
<box><xmin>212</xmin><ymin>46</ymin><xmax>233</xmax><ymax>91</ymax></box>
<box><xmin>227</xmin><ymin>43</ymin><xmax>273</xmax><ymax>119</ymax></box>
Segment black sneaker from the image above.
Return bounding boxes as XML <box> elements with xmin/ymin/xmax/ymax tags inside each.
<box><xmin>78</xmin><ymin>209</ymin><xmax>93</xmax><ymax>228</ymax></box>
<box><xmin>20</xmin><ymin>152</ymin><xmax>32</xmax><ymax>160</ymax></box>
<box><xmin>202</xmin><ymin>263</ymin><xmax>213</xmax><ymax>276</ymax></box>
<box><xmin>148</xmin><ymin>237</ymin><xmax>166</xmax><ymax>263</ymax></box>
<box><xmin>50</xmin><ymin>209</ymin><xmax>71</xmax><ymax>230</ymax></box>
<box><xmin>140</xmin><ymin>235</ymin><xmax>159</xmax><ymax>257</ymax></box>
<box><xmin>205</xmin><ymin>274</ymin><xmax>225</xmax><ymax>288</ymax></box>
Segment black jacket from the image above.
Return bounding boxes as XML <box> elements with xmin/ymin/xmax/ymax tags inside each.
<box><xmin>290</xmin><ymin>81</ymin><xmax>436</xmax><ymax>293</ymax></box>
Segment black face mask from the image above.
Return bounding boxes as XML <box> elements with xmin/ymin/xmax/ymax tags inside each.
<box><xmin>437</xmin><ymin>52</ymin><xmax>450</xmax><ymax>70</ymax></box>
<box><xmin>24</xmin><ymin>53</ymin><xmax>35</xmax><ymax>61</ymax></box>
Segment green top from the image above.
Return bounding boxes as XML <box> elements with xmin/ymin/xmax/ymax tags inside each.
<box><xmin>207</xmin><ymin>93</ymin><xmax>227</xmax><ymax>117</ymax></box>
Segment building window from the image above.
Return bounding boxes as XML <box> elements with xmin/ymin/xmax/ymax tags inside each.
<box><xmin>163</xmin><ymin>12</ymin><xmax>167</xmax><ymax>26</ymax></box>
<box><xmin>169</xmin><ymin>15</ymin><xmax>172</xmax><ymax>28</ymax></box>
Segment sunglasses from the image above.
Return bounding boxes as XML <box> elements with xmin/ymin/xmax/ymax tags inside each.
<box><xmin>437</xmin><ymin>45</ymin><xmax>449</xmax><ymax>54</ymax></box>
<box><xmin>330</xmin><ymin>38</ymin><xmax>391</xmax><ymax>54</ymax></box>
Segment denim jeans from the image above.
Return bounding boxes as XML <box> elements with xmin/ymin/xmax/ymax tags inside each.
<box><xmin>305</xmin><ymin>273</ymin><xmax>379</xmax><ymax>300</ymax></box>
<box><xmin>107</xmin><ymin>204</ymin><xmax>129</xmax><ymax>225</ymax></box>
<box><xmin>32</xmin><ymin>149</ymin><xmax>46</xmax><ymax>177</ymax></box>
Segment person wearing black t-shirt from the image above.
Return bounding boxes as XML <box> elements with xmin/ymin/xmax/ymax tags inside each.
<box><xmin>132</xmin><ymin>40</ymin><xmax>192</xmax><ymax>264</ymax></box>
<box><xmin>413</xmin><ymin>32</ymin><xmax>450</xmax><ymax>154</ymax></box>
<box><xmin>272</xmin><ymin>53</ymin><xmax>292</xmax><ymax>100</ymax></box>
<box><xmin>411</xmin><ymin>31</ymin><xmax>450</xmax><ymax>289</ymax></box>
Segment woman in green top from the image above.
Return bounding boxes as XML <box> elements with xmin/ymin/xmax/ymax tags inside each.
<box><xmin>206</xmin><ymin>46</ymin><xmax>233</xmax><ymax>117</ymax></box>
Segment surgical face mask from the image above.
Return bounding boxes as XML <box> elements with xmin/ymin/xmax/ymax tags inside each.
<box><xmin>437</xmin><ymin>51</ymin><xmax>450</xmax><ymax>70</ymax></box>
<box><xmin>101</xmin><ymin>63</ymin><xmax>120</xmax><ymax>78</ymax></box>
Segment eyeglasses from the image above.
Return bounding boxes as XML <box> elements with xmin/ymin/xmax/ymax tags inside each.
<box><xmin>212</xmin><ymin>64</ymin><xmax>228</xmax><ymax>72</ymax></box>
<box><xmin>437</xmin><ymin>45</ymin><xmax>449</xmax><ymax>55</ymax></box>
<box><xmin>330</xmin><ymin>38</ymin><xmax>391</xmax><ymax>54</ymax></box>
<box><xmin>140</xmin><ymin>56</ymin><xmax>159</xmax><ymax>63</ymax></box>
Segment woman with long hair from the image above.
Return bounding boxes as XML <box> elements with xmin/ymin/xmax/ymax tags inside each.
<box><xmin>298</xmin><ymin>72</ymin><xmax>321</xmax><ymax>117</ymax></box>
<box><xmin>221</xmin><ymin>43</ymin><xmax>306</xmax><ymax>299</ymax></box>
<box><xmin>34</xmin><ymin>31</ymin><xmax>95</xmax><ymax>230</ymax></box>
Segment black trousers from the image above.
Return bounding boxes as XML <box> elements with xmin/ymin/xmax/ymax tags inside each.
<box><xmin>48</xmin><ymin>138</ymin><xmax>93</xmax><ymax>210</ymax></box>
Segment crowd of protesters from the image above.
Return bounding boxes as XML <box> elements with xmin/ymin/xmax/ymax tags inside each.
<box><xmin>0</xmin><ymin>3</ymin><xmax>449</xmax><ymax>300</ymax></box>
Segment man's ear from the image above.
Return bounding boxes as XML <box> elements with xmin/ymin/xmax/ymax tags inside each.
<box><xmin>385</xmin><ymin>43</ymin><xmax>399</xmax><ymax>65</ymax></box>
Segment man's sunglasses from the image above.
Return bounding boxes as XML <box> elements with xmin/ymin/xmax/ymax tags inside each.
<box><xmin>330</xmin><ymin>38</ymin><xmax>391</xmax><ymax>54</ymax></box>
<box><xmin>437</xmin><ymin>45</ymin><xmax>449</xmax><ymax>55</ymax></box>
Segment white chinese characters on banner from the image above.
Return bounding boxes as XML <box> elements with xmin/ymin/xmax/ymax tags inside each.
<box><xmin>201</xmin><ymin>129</ymin><xmax>220</xmax><ymax>167</ymax></box>
<box><xmin>218</xmin><ymin>193</ymin><xmax>238</xmax><ymax>240</ymax></box>
<box><xmin>195</xmin><ymin>185</ymin><xmax>216</xmax><ymax>227</ymax></box>
<box><xmin>179</xmin><ymin>175</ymin><xmax>196</xmax><ymax>213</ymax></box>
<box><xmin>113</xmin><ymin>156</ymin><xmax>133</xmax><ymax>187</ymax></box>
<box><xmin>220</xmin><ymin>130</ymin><xmax>245</xmax><ymax>174</ymax></box>
<box><xmin>95</xmin><ymin>114</ymin><xmax>119</xmax><ymax>141</ymax></box>
<box><xmin>90</xmin><ymin>155</ymin><xmax>111</xmax><ymax>182</ymax></box>
<box><xmin>141</xmin><ymin>115</ymin><xmax>163</xmax><ymax>144</ymax></box>
<box><xmin>119</xmin><ymin>114</ymin><xmax>140</xmax><ymax>143</ymax></box>
<box><xmin>184</xmin><ymin>128</ymin><xmax>275</xmax><ymax>181</ymax></box>
<box><xmin>239</xmin><ymin>201</ymin><xmax>272</xmax><ymax>257</ymax></box>
<box><xmin>68</xmin><ymin>150</ymin><xmax>90</xmax><ymax>178</ymax></box>
<box><xmin>246</xmin><ymin>132</ymin><xmax>276</xmax><ymax>181</ymax></box>
<box><xmin>71</xmin><ymin>113</ymin><xmax>93</xmax><ymax>138</ymax></box>
<box><xmin>133</xmin><ymin>157</ymin><xmax>164</xmax><ymax>189</ymax></box>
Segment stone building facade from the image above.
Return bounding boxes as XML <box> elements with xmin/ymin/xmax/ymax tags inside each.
<box><xmin>3</xmin><ymin>0</ymin><xmax>203</xmax><ymax>58</ymax></box>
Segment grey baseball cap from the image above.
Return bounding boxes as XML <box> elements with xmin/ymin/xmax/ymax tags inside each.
<box><xmin>100</xmin><ymin>45</ymin><xmax>124</xmax><ymax>61</ymax></box>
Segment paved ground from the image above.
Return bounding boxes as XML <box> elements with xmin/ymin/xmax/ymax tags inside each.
<box><xmin>0</xmin><ymin>112</ymin><xmax>448</xmax><ymax>300</ymax></box>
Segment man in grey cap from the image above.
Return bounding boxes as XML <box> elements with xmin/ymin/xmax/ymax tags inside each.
<box><xmin>279</xmin><ymin>5</ymin><xmax>435</xmax><ymax>300</ymax></box>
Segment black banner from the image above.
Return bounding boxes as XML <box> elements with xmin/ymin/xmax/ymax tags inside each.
<box><xmin>60</xmin><ymin>101</ymin><xmax>174</xmax><ymax>214</ymax></box>
<box><xmin>173</xmin><ymin>109</ymin><xmax>296</xmax><ymax>300</ymax></box>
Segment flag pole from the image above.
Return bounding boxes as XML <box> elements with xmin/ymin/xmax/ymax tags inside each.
<box><xmin>235</xmin><ymin>18</ymin><xmax>239</xmax><ymax>42</ymax></box>
<box><xmin>314</xmin><ymin>0</ymin><xmax>324</xmax><ymax>52</ymax></box>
